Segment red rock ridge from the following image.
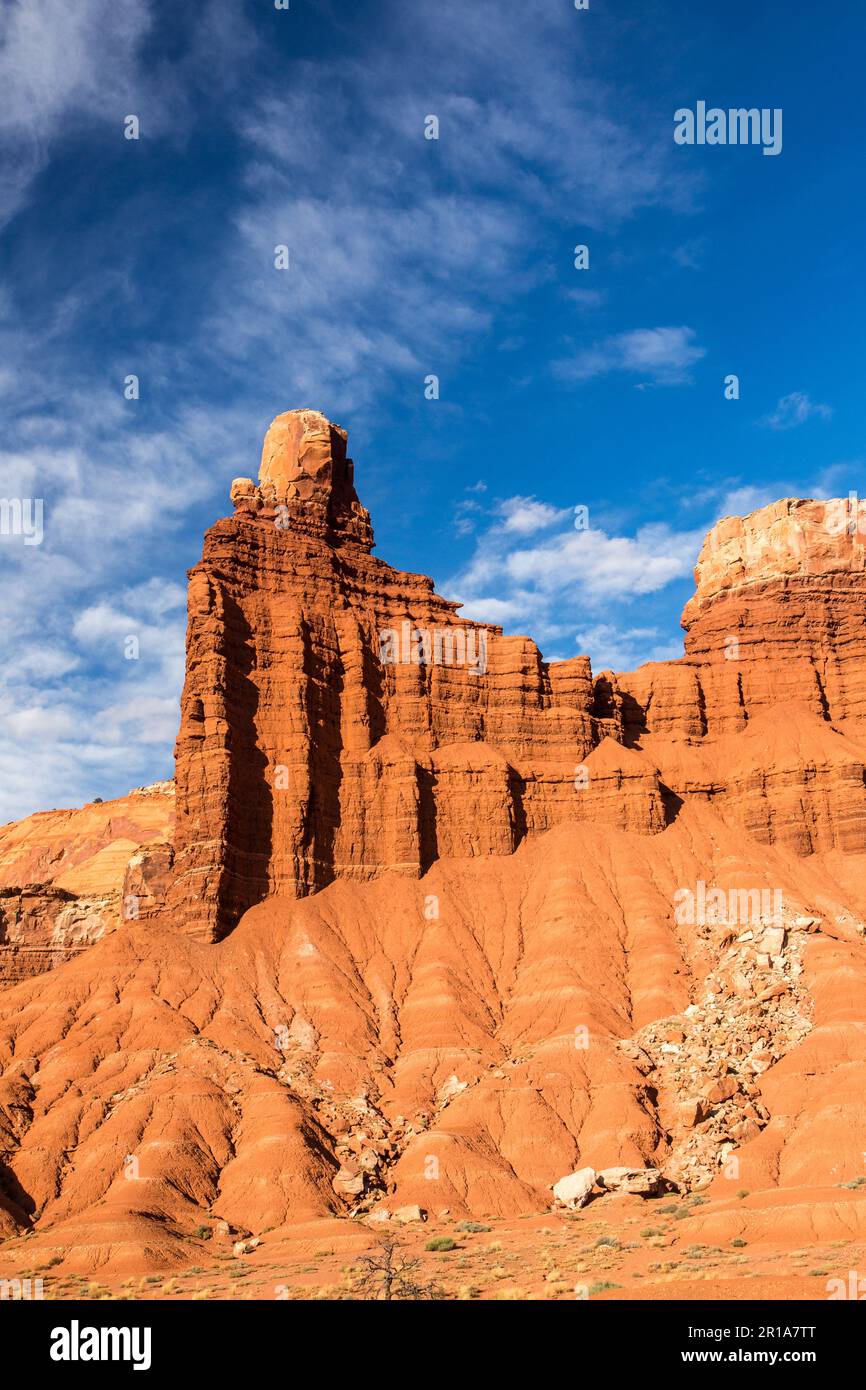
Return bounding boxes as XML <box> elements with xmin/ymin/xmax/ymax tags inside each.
<box><xmin>167</xmin><ymin>410</ymin><xmax>625</xmax><ymax>941</ymax></box>
<box><xmin>615</xmin><ymin>497</ymin><xmax>866</xmax><ymax>738</ymax></box>
<box><xmin>5</xmin><ymin>422</ymin><xmax>866</xmax><ymax>1280</ymax></box>
<box><xmin>167</xmin><ymin>422</ymin><xmax>866</xmax><ymax>943</ymax></box>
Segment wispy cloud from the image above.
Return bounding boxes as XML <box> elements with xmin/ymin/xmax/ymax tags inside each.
<box><xmin>448</xmin><ymin>498</ymin><xmax>703</xmax><ymax>656</ymax></box>
<box><xmin>0</xmin><ymin>0</ymin><xmax>255</xmax><ymax>229</ymax></box>
<box><xmin>573</xmin><ymin>622</ymin><xmax>682</xmax><ymax>673</ymax></box>
<box><xmin>207</xmin><ymin>0</ymin><xmax>697</xmax><ymax>411</ymax></box>
<box><xmin>564</xmin><ymin>287</ymin><xmax>609</xmax><ymax>310</ymax></box>
<box><xmin>554</xmin><ymin>326</ymin><xmax>705</xmax><ymax>386</ymax></box>
<box><xmin>495</xmin><ymin>496</ymin><xmax>572</xmax><ymax>535</ymax></box>
<box><xmin>0</xmin><ymin>353</ymin><xmax>254</xmax><ymax>818</ymax></box>
<box><xmin>672</xmin><ymin>238</ymin><xmax>706</xmax><ymax>270</ymax></box>
<box><xmin>0</xmin><ymin>0</ymin><xmax>706</xmax><ymax>818</ymax></box>
<box><xmin>762</xmin><ymin>391</ymin><xmax>833</xmax><ymax>430</ymax></box>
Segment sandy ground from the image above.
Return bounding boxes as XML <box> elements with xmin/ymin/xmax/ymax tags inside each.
<box><xmin>4</xmin><ymin>1189</ymin><xmax>861</xmax><ymax>1302</ymax></box>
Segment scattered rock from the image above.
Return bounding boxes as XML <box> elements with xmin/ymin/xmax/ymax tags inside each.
<box><xmin>678</xmin><ymin>1099</ymin><xmax>706</xmax><ymax>1128</ymax></box>
<box><xmin>704</xmin><ymin>1076</ymin><xmax>738</xmax><ymax>1105</ymax></box>
<box><xmin>552</xmin><ymin>1167</ymin><xmax>596</xmax><ymax>1210</ymax></box>
<box><xmin>392</xmin><ymin>1205</ymin><xmax>426</xmax><ymax>1224</ymax></box>
<box><xmin>333</xmin><ymin>1164</ymin><xmax>366</xmax><ymax>1198</ymax></box>
<box><xmin>437</xmin><ymin>1074</ymin><xmax>469</xmax><ymax>1103</ymax></box>
<box><xmin>757</xmin><ymin>982</ymin><xmax>789</xmax><ymax>1003</ymax></box>
<box><xmin>596</xmin><ymin>1166</ymin><xmax>666</xmax><ymax>1196</ymax></box>
<box><xmin>758</xmin><ymin>926</ymin><xmax>785</xmax><ymax>955</ymax></box>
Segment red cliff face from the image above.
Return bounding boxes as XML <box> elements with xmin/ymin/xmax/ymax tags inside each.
<box><xmin>167</xmin><ymin>426</ymin><xmax>866</xmax><ymax>943</ymax></box>
<box><xmin>610</xmin><ymin>498</ymin><xmax>866</xmax><ymax>854</ymax></box>
<box><xmin>615</xmin><ymin>497</ymin><xmax>866</xmax><ymax>738</ymax></box>
<box><xmin>167</xmin><ymin>409</ymin><xmax>624</xmax><ymax>941</ymax></box>
<box><xmin>5</xmin><ymin>419</ymin><xmax>866</xmax><ymax>1288</ymax></box>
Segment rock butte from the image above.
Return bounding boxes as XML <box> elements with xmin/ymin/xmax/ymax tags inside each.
<box><xmin>2</xmin><ymin>409</ymin><xmax>866</xmax><ymax>1289</ymax></box>
<box><xmin>169</xmin><ymin>419</ymin><xmax>866</xmax><ymax>942</ymax></box>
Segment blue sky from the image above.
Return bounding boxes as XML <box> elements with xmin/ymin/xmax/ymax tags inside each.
<box><xmin>0</xmin><ymin>0</ymin><xmax>864</xmax><ymax>819</ymax></box>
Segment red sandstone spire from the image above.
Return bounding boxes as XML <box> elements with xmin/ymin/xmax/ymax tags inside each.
<box><xmin>230</xmin><ymin>407</ymin><xmax>374</xmax><ymax>550</ymax></box>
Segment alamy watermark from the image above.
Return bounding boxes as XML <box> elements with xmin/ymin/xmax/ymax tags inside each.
<box><xmin>826</xmin><ymin>492</ymin><xmax>866</xmax><ymax>537</ymax></box>
<box><xmin>0</xmin><ymin>1277</ymin><xmax>44</xmax><ymax>1300</ymax></box>
<box><xmin>674</xmin><ymin>881</ymin><xmax>783</xmax><ymax>927</ymax></box>
<box><xmin>674</xmin><ymin>103</ymin><xmax>782</xmax><ymax>157</ymax></box>
<box><xmin>50</xmin><ymin>1323</ymin><xmax>151</xmax><ymax>1370</ymax></box>
<box><xmin>0</xmin><ymin>497</ymin><xmax>43</xmax><ymax>546</ymax></box>
<box><xmin>379</xmin><ymin>621</ymin><xmax>488</xmax><ymax>676</ymax></box>
<box><xmin>827</xmin><ymin>1270</ymin><xmax>866</xmax><ymax>1300</ymax></box>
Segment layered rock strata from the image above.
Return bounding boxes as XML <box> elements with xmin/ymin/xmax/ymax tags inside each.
<box><xmin>167</xmin><ymin>427</ymin><xmax>866</xmax><ymax>943</ymax></box>
<box><xmin>168</xmin><ymin>410</ymin><xmax>623</xmax><ymax>941</ymax></box>
<box><xmin>5</xmin><ymin>417</ymin><xmax>866</xmax><ymax>1272</ymax></box>
<box><xmin>615</xmin><ymin>497</ymin><xmax>866</xmax><ymax>739</ymax></box>
<box><xmin>0</xmin><ymin>784</ymin><xmax>174</xmax><ymax>984</ymax></box>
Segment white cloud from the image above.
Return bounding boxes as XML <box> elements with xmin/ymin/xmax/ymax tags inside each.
<box><xmin>0</xmin><ymin>0</ymin><xmax>150</xmax><ymax>224</ymax></box>
<box><xmin>503</xmin><ymin>525</ymin><xmax>697</xmax><ymax>597</ymax></box>
<box><xmin>0</xmin><ymin>0</ymin><xmax>257</xmax><ymax>228</ymax></box>
<box><xmin>0</xmin><ymin>347</ymin><xmax>250</xmax><ymax>818</ymax></box>
<box><xmin>555</xmin><ymin>326</ymin><xmax>705</xmax><ymax>385</ymax></box>
<box><xmin>564</xmin><ymin>287</ymin><xmax>608</xmax><ymax>310</ymax></box>
<box><xmin>451</xmin><ymin>509</ymin><xmax>703</xmax><ymax>657</ymax></box>
<box><xmin>573</xmin><ymin>623</ymin><xmax>682</xmax><ymax>674</ymax></box>
<box><xmin>496</xmin><ymin>496</ymin><xmax>571</xmax><ymax>535</ymax></box>
<box><xmin>762</xmin><ymin>391</ymin><xmax>833</xmax><ymax>430</ymax></box>
<box><xmin>205</xmin><ymin>0</ymin><xmax>698</xmax><ymax>411</ymax></box>
<box><xmin>0</xmin><ymin>0</ymin><xmax>705</xmax><ymax>818</ymax></box>
<box><xmin>682</xmin><ymin>480</ymin><xmax>791</xmax><ymax>519</ymax></box>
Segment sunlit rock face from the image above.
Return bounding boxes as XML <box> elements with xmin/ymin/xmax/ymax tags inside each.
<box><xmin>6</xmin><ymin>434</ymin><xmax>866</xmax><ymax>1274</ymax></box>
